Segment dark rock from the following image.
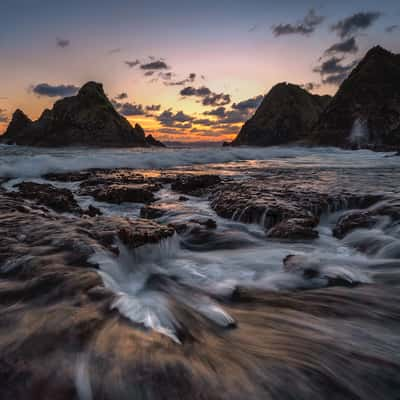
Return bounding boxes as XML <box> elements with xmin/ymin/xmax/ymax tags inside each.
<box><xmin>231</xmin><ymin>83</ymin><xmax>331</xmax><ymax>146</ymax></box>
<box><xmin>13</xmin><ymin>182</ymin><xmax>82</xmax><ymax>214</ymax></box>
<box><xmin>312</xmin><ymin>46</ymin><xmax>400</xmax><ymax>150</ymax></box>
<box><xmin>0</xmin><ymin>82</ymin><xmax>163</xmax><ymax>148</ymax></box>
<box><xmin>333</xmin><ymin>211</ymin><xmax>377</xmax><ymax>239</ymax></box>
<box><xmin>189</xmin><ymin>218</ymin><xmax>217</xmax><ymax>229</ymax></box>
<box><xmin>146</xmin><ymin>134</ymin><xmax>166</xmax><ymax>147</ymax></box>
<box><xmin>267</xmin><ymin>218</ymin><xmax>319</xmax><ymax>240</ymax></box>
<box><xmin>82</xmin><ymin>184</ymin><xmax>158</xmax><ymax>204</ymax></box>
<box><xmin>171</xmin><ymin>174</ymin><xmax>221</xmax><ymax>195</ymax></box>
<box><xmin>118</xmin><ymin>219</ymin><xmax>174</xmax><ymax>247</ymax></box>
<box><xmin>140</xmin><ymin>205</ymin><xmax>166</xmax><ymax>219</ymax></box>
<box><xmin>83</xmin><ymin>204</ymin><xmax>103</xmax><ymax>217</ymax></box>
<box><xmin>178</xmin><ymin>196</ymin><xmax>189</xmax><ymax>201</ymax></box>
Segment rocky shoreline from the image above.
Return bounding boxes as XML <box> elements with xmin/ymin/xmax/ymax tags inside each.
<box><xmin>1</xmin><ymin>166</ymin><xmax>400</xmax><ymax>399</ymax></box>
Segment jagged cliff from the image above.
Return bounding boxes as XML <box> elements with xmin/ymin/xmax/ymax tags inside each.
<box><xmin>1</xmin><ymin>82</ymin><xmax>163</xmax><ymax>147</ymax></box>
<box><xmin>312</xmin><ymin>46</ymin><xmax>400</xmax><ymax>150</ymax></box>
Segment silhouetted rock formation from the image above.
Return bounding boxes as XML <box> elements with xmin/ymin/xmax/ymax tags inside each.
<box><xmin>1</xmin><ymin>82</ymin><xmax>164</xmax><ymax>147</ymax></box>
<box><xmin>230</xmin><ymin>83</ymin><xmax>331</xmax><ymax>146</ymax></box>
<box><xmin>313</xmin><ymin>46</ymin><xmax>400</xmax><ymax>150</ymax></box>
<box><xmin>146</xmin><ymin>134</ymin><xmax>166</xmax><ymax>147</ymax></box>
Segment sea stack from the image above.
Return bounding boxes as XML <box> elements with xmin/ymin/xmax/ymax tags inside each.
<box><xmin>1</xmin><ymin>81</ymin><xmax>164</xmax><ymax>147</ymax></box>
<box><xmin>230</xmin><ymin>82</ymin><xmax>331</xmax><ymax>146</ymax></box>
<box><xmin>312</xmin><ymin>46</ymin><xmax>400</xmax><ymax>150</ymax></box>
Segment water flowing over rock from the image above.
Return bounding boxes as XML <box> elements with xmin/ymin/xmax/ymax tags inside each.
<box><xmin>230</xmin><ymin>83</ymin><xmax>331</xmax><ymax>146</ymax></box>
<box><xmin>1</xmin><ymin>82</ymin><xmax>164</xmax><ymax>148</ymax></box>
<box><xmin>312</xmin><ymin>46</ymin><xmax>400</xmax><ymax>150</ymax></box>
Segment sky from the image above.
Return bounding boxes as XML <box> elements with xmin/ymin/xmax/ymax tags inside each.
<box><xmin>0</xmin><ymin>0</ymin><xmax>399</xmax><ymax>142</ymax></box>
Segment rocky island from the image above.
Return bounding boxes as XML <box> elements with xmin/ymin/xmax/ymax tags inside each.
<box><xmin>229</xmin><ymin>46</ymin><xmax>400</xmax><ymax>151</ymax></box>
<box><xmin>1</xmin><ymin>81</ymin><xmax>164</xmax><ymax>148</ymax></box>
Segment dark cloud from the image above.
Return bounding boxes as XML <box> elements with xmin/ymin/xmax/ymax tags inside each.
<box><xmin>180</xmin><ymin>86</ymin><xmax>231</xmax><ymax>106</ymax></box>
<box><xmin>386</xmin><ymin>25</ymin><xmax>399</xmax><ymax>33</ymax></box>
<box><xmin>232</xmin><ymin>95</ymin><xmax>263</xmax><ymax>111</ymax></box>
<box><xmin>157</xmin><ymin>109</ymin><xmax>193</xmax><ymax>127</ymax></box>
<box><xmin>140</xmin><ymin>60</ymin><xmax>169</xmax><ymax>70</ymax></box>
<box><xmin>180</xmin><ymin>86</ymin><xmax>211</xmax><ymax>97</ymax></box>
<box><xmin>159</xmin><ymin>72</ymin><xmax>173</xmax><ymax>81</ymax></box>
<box><xmin>0</xmin><ymin>109</ymin><xmax>8</xmax><ymax>123</ymax></box>
<box><xmin>115</xmin><ymin>92</ymin><xmax>128</xmax><ymax>100</ymax></box>
<box><xmin>331</xmin><ymin>12</ymin><xmax>381</xmax><ymax>38</ymax></box>
<box><xmin>125</xmin><ymin>60</ymin><xmax>140</xmax><ymax>68</ymax></box>
<box><xmin>324</xmin><ymin>37</ymin><xmax>359</xmax><ymax>55</ymax></box>
<box><xmin>203</xmin><ymin>107</ymin><xmax>227</xmax><ymax>118</ymax></box>
<box><xmin>313</xmin><ymin>56</ymin><xmax>358</xmax><ymax>86</ymax></box>
<box><xmin>118</xmin><ymin>102</ymin><xmax>145</xmax><ymax>116</ymax></box>
<box><xmin>272</xmin><ymin>9</ymin><xmax>325</xmax><ymax>37</ymax></box>
<box><xmin>31</xmin><ymin>83</ymin><xmax>79</xmax><ymax>98</ymax></box>
<box><xmin>144</xmin><ymin>71</ymin><xmax>155</xmax><ymax>76</ymax></box>
<box><xmin>145</xmin><ymin>104</ymin><xmax>161</xmax><ymax>112</ymax></box>
<box><xmin>56</xmin><ymin>38</ymin><xmax>70</xmax><ymax>48</ymax></box>
<box><xmin>165</xmin><ymin>73</ymin><xmax>196</xmax><ymax>86</ymax></box>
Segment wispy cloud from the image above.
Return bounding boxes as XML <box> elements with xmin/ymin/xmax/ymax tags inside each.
<box><xmin>331</xmin><ymin>11</ymin><xmax>381</xmax><ymax>38</ymax></box>
<box><xmin>180</xmin><ymin>86</ymin><xmax>231</xmax><ymax>106</ymax></box>
<box><xmin>272</xmin><ymin>9</ymin><xmax>325</xmax><ymax>37</ymax></box>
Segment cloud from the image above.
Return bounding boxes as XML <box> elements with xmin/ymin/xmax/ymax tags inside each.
<box><xmin>56</xmin><ymin>37</ymin><xmax>70</xmax><ymax>48</ymax></box>
<box><xmin>180</xmin><ymin>86</ymin><xmax>231</xmax><ymax>106</ymax></box>
<box><xmin>31</xmin><ymin>83</ymin><xmax>79</xmax><ymax>98</ymax></box>
<box><xmin>324</xmin><ymin>37</ymin><xmax>359</xmax><ymax>55</ymax></box>
<box><xmin>140</xmin><ymin>60</ymin><xmax>169</xmax><ymax>70</ymax></box>
<box><xmin>157</xmin><ymin>109</ymin><xmax>193</xmax><ymax>127</ymax></box>
<box><xmin>125</xmin><ymin>60</ymin><xmax>140</xmax><ymax>68</ymax></box>
<box><xmin>203</xmin><ymin>107</ymin><xmax>227</xmax><ymax>118</ymax></box>
<box><xmin>386</xmin><ymin>24</ymin><xmax>399</xmax><ymax>33</ymax></box>
<box><xmin>232</xmin><ymin>95</ymin><xmax>263</xmax><ymax>111</ymax></box>
<box><xmin>165</xmin><ymin>73</ymin><xmax>196</xmax><ymax>86</ymax></box>
<box><xmin>272</xmin><ymin>9</ymin><xmax>325</xmax><ymax>36</ymax></box>
<box><xmin>145</xmin><ymin>104</ymin><xmax>161</xmax><ymax>112</ymax></box>
<box><xmin>331</xmin><ymin>12</ymin><xmax>381</xmax><ymax>38</ymax></box>
<box><xmin>144</xmin><ymin>71</ymin><xmax>155</xmax><ymax>76</ymax></box>
<box><xmin>313</xmin><ymin>56</ymin><xmax>358</xmax><ymax>86</ymax></box>
<box><xmin>115</xmin><ymin>92</ymin><xmax>128</xmax><ymax>100</ymax></box>
<box><xmin>118</xmin><ymin>102</ymin><xmax>145</xmax><ymax>116</ymax></box>
<box><xmin>0</xmin><ymin>109</ymin><xmax>8</xmax><ymax>123</ymax></box>
<box><xmin>300</xmin><ymin>82</ymin><xmax>321</xmax><ymax>91</ymax></box>
<box><xmin>108</xmin><ymin>48</ymin><xmax>122</xmax><ymax>54</ymax></box>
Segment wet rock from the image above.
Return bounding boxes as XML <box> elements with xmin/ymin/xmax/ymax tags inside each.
<box><xmin>333</xmin><ymin>211</ymin><xmax>377</xmax><ymax>239</ymax></box>
<box><xmin>189</xmin><ymin>218</ymin><xmax>217</xmax><ymax>229</ymax></box>
<box><xmin>171</xmin><ymin>174</ymin><xmax>221</xmax><ymax>195</ymax></box>
<box><xmin>140</xmin><ymin>205</ymin><xmax>166</xmax><ymax>219</ymax></box>
<box><xmin>118</xmin><ymin>218</ymin><xmax>174</xmax><ymax>247</ymax></box>
<box><xmin>13</xmin><ymin>182</ymin><xmax>82</xmax><ymax>214</ymax></box>
<box><xmin>82</xmin><ymin>184</ymin><xmax>158</xmax><ymax>204</ymax></box>
<box><xmin>179</xmin><ymin>196</ymin><xmax>189</xmax><ymax>201</ymax></box>
<box><xmin>267</xmin><ymin>218</ymin><xmax>319</xmax><ymax>240</ymax></box>
<box><xmin>83</xmin><ymin>204</ymin><xmax>103</xmax><ymax>217</ymax></box>
<box><xmin>210</xmin><ymin>174</ymin><xmax>382</xmax><ymax>239</ymax></box>
<box><xmin>283</xmin><ymin>255</ymin><xmax>359</xmax><ymax>287</ymax></box>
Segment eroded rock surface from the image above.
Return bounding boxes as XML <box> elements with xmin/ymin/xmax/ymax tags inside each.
<box><xmin>171</xmin><ymin>174</ymin><xmax>221</xmax><ymax>195</ymax></box>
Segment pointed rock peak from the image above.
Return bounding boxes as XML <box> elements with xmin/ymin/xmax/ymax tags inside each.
<box><xmin>77</xmin><ymin>81</ymin><xmax>108</xmax><ymax>103</ymax></box>
<box><xmin>134</xmin><ymin>123</ymin><xmax>145</xmax><ymax>135</ymax></box>
<box><xmin>12</xmin><ymin>109</ymin><xmax>31</xmax><ymax>123</ymax></box>
<box><xmin>364</xmin><ymin>45</ymin><xmax>393</xmax><ymax>59</ymax></box>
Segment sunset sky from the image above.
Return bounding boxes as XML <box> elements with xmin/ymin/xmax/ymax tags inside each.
<box><xmin>0</xmin><ymin>0</ymin><xmax>399</xmax><ymax>142</ymax></box>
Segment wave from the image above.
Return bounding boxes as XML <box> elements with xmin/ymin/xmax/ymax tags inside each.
<box><xmin>0</xmin><ymin>144</ymin><xmax>398</xmax><ymax>178</ymax></box>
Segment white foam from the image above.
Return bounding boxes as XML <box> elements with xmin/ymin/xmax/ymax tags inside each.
<box><xmin>0</xmin><ymin>144</ymin><xmax>398</xmax><ymax>178</ymax></box>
